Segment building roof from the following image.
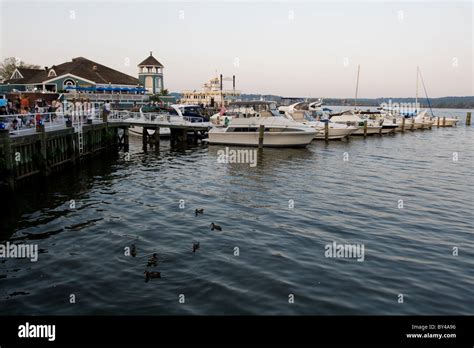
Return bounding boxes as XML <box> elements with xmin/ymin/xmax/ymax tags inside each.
<box><xmin>138</xmin><ymin>52</ymin><xmax>164</xmax><ymax>67</ymax></box>
<box><xmin>5</xmin><ymin>68</ymin><xmax>46</xmax><ymax>84</ymax></box>
<box><xmin>4</xmin><ymin>57</ymin><xmax>139</xmax><ymax>86</ymax></box>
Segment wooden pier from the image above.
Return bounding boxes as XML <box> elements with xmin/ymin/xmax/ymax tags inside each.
<box><xmin>0</xmin><ymin>112</ymin><xmax>210</xmax><ymax>190</ymax></box>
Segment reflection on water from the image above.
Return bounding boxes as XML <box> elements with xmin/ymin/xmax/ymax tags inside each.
<box><xmin>0</xmin><ymin>108</ymin><xmax>473</xmax><ymax>315</ymax></box>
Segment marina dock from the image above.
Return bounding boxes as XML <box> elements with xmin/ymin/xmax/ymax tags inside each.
<box><xmin>0</xmin><ymin>111</ymin><xmax>211</xmax><ymax>190</ymax></box>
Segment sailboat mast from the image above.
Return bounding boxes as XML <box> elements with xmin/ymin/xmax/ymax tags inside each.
<box><xmin>415</xmin><ymin>66</ymin><xmax>419</xmax><ymax>113</ymax></box>
<box><xmin>354</xmin><ymin>65</ymin><xmax>360</xmax><ymax>108</ymax></box>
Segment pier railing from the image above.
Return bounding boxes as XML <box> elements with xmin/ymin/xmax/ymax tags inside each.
<box><xmin>0</xmin><ymin>110</ymin><xmax>102</xmax><ymax>136</ymax></box>
<box><xmin>108</xmin><ymin>111</ymin><xmax>211</xmax><ymax>127</ymax></box>
<box><xmin>0</xmin><ymin>112</ymin><xmax>67</xmax><ymax>135</ymax></box>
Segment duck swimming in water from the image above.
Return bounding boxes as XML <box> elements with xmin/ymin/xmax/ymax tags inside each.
<box><xmin>147</xmin><ymin>253</ymin><xmax>158</xmax><ymax>267</ymax></box>
<box><xmin>195</xmin><ymin>208</ymin><xmax>204</xmax><ymax>216</ymax></box>
<box><xmin>193</xmin><ymin>242</ymin><xmax>200</xmax><ymax>252</ymax></box>
<box><xmin>210</xmin><ymin>223</ymin><xmax>222</xmax><ymax>231</ymax></box>
<box><xmin>131</xmin><ymin>244</ymin><xmax>137</xmax><ymax>257</ymax></box>
<box><xmin>144</xmin><ymin>271</ymin><xmax>161</xmax><ymax>282</ymax></box>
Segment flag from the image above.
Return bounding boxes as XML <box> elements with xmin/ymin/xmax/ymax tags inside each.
<box><xmin>219</xmin><ymin>105</ymin><xmax>226</xmax><ymax>116</ymax></box>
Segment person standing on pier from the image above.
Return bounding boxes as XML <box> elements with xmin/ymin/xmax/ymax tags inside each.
<box><xmin>103</xmin><ymin>100</ymin><xmax>111</xmax><ymax>119</ymax></box>
<box><xmin>20</xmin><ymin>96</ymin><xmax>29</xmax><ymax>112</ymax></box>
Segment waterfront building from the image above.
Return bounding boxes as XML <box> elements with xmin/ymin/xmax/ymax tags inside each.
<box><xmin>138</xmin><ymin>52</ymin><xmax>164</xmax><ymax>94</ymax></box>
<box><xmin>180</xmin><ymin>76</ymin><xmax>241</xmax><ymax>107</ymax></box>
<box><xmin>0</xmin><ymin>53</ymin><xmax>167</xmax><ymax>108</ymax></box>
<box><xmin>0</xmin><ymin>57</ymin><xmax>140</xmax><ymax>93</ymax></box>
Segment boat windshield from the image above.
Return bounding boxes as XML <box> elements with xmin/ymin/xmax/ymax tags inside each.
<box><xmin>180</xmin><ymin>106</ymin><xmax>204</xmax><ymax>117</ymax></box>
<box><xmin>227</xmin><ymin>102</ymin><xmax>280</xmax><ymax>117</ymax></box>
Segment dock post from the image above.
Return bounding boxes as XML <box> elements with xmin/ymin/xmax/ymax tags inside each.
<box><xmin>142</xmin><ymin>127</ymin><xmax>148</xmax><ymax>152</ymax></box>
<box><xmin>437</xmin><ymin>117</ymin><xmax>440</xmax><ymax>128</ymax></box>
<box><xmin>401</xmin><ymin>117</ymin><xmax>405</xmax><ymax>132</ymax></box>
<box><xmin>0</xmin><ymin>129</ymin><xmax>14</xmax><ymax>189</ymax></box>
<box><xmin>442</xmin><ymin>117</ymin><xmax>446</xmax><ymax>127</ymax></box>
<box><xmin>363</xmin><ymin>120</ymin><xmax>367</xmax><ymax>137</ymax></box>
<box><xmin>182</xmin><ymin>128</ymin><xmax>188</xmax><ymax>145</ymax></box>
<box><xmin>324</xmin><ymin>121</ymin><xmax>329</xmax><ymax>142</ymax></box>
<box><xmin>467</xmin><ymin>112</ymin><xmax>472</xmax><ymax>126</ymax></box>
<box><xmin>193</xmin><ymin>130</ymin><xmax>198</xmax><ymax>144</ymax></box>
<box><xmin>258</xmin><ymin>125</ymin><xmax>264</xmax><ymax>148</ymax></box>
<box><xmin>410</xmin><ymin>119</ymin><xmax>414</xmax><ymax>131</ymax></box>
<box><xmin>154</xmin><ymin>127</ymin><xmax>160</xmax><ymax>151</ymax></box>
<box><xmin>38</xmin><ymin>124</ymin><xmax>51</xmax><ymax>176</ymax></box>
<box><xmin>123</xmin><ymin>127</ymin><xmax>129</xmax><ymax>152</ymax></box>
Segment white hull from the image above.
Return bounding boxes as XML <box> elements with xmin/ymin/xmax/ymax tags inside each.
<box><xmin>351</xmin><ymin>126</ymin><xmax>382</xmax><ymax>135</ymax></box>
<box><xmin>313</xmin><ymin>126</ymin><xmax>357</xmax><ymax>140</ymax></box>
<box><xmin>208</xmin><ymin>130</ymin><xmax>315</xmax><ymax>147</ymax></box>
<box><xmin>396</xmin><ymin>121</ymin><xmax>423</xmax><ymax>131</ymax></box>
<box><xmin>432</xmin><ymin>117</ymin><xmax>459</xmax><ymax>127</ymax></box>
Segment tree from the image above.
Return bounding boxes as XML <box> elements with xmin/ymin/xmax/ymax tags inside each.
<box><xmin>149</xmin><ymin>89</ymin><xmax>170</xmax><ymax>102</ymax></box>
<box><xmin>0</xmin><ymin>57</ymin><xmax>40</xmax><ymax>82</ymax></box>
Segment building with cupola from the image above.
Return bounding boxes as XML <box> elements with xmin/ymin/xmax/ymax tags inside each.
<box><xmin>0</xmin><ymin>52</ymin><xmax>165</xmax><ymax>96</ymax></box>
<box><xmin>137</xmin><ymin>52</ymin><xmax>164</xmax><ymax>94</ymax></box>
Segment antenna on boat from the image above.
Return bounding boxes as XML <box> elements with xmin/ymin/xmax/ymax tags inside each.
<box><xmin>220</xmin><ymin>74</ymin><xmax>223</xmax><ymax>109</ymax></box>
<box><xmin>354</xmin><ymin>65</ymin><xmax>360</xmax><ymax>109</ymax></box>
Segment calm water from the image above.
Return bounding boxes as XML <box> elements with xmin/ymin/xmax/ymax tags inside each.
<box><xmin>0</xmin><ymin>108</ymin><xmax>473</xmax><ymax>315</ymax></box>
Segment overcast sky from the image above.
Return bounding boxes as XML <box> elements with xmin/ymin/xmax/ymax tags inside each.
<box><xmin>0</xmin><ymin>0</ymin><xmax>472</xmax><ymax>98</ymax></box>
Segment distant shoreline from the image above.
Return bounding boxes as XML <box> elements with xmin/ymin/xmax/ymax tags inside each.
<box><xmin>170</xmin><ymin>93</ymin><xmax>473</xmax><ymax>109</ymax></box>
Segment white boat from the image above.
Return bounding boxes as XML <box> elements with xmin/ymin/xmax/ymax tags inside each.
<box><xmin>283</xmin><ymin>102</ymin><xmax>358</xmax><ymax>140</ymax></box>
<box><xmin>129</xmin><ymin>104</ymin><xmax>209</xmax><ymax>137</ymax></box>
<box><xmin>208</xmin><ymin>101</ymin><xmax>317</xmax><ymax>147</ymax></box>
<box><xmin>329</xmin><ymin>110</ymin><xmax>382</xmax><ymax>135</ymax></box>
<box><xmin>430</xmin><ymin>116</ymin><xmax>459</xmax><ymax>127</ymax></box>
<box><xmin>355</xmin><ymin>111</ymin><xmax>398</xmax><ymax>134</ymax></box>
<box><xmin>414</xmin><ymin>110</ymin><xmax>435</xmax><ymax>129</ymax></box>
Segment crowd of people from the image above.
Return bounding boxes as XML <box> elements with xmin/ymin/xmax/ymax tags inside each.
<box><xmin>0</xmin><ymin>95</ymin><xmax>111</xmax><ymax>132</ymax></box>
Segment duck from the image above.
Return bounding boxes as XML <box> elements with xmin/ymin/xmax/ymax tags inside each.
<box><xmin>195</xmin><ymin>208</ymin><xmax>204</xmax><ymax>216</ymax></box>
<box><xmin>147</xmin><ymin>253</ymin><xmax>158</xmax><ymax>267</ymax></box>
<box><xmin>144</xmin><ymin>271</ymin><xmax>161</xmax><ymax>282</ymax></box>
<box><xmin>210</xmin><ymin>222</ymin><xmax>222</xmax><ymax>231</ymax></box>
<box><xmin>131</xmin><ymin>244</ymin><xmax>137</xmax><ymax>257</ymax></box>
<box><xmin>193</xmin><ymin>242</ymin><xmax>200</xmax><ymax>252</ymax></box>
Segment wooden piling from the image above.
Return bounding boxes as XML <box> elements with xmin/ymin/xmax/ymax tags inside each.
<box><xmin>442</xmin><ymin>117</ymin><xmax>446</xmax><ymax>127</ymax></box>
<box><xmin>401</xmin><ymin>117</ymin><xmax>405</xmax><ymax>132</ymax></box>
<box><xmin>181</xmin><ymin>128</ymin><xmax>188</xmax><ymax>144</ymax></box>
<box><xmin>123</xmin><ymin>127</ymin><xmax>129</xmax><ymax>152</ymax></box>
<box><xmin>258</xmin><ymin>125</ymin><xmax>265</xmax><ymax>148</ymax></box>
<box><xmin>467</xmin><ymin>112</ymin><xmax>471</xmax><ymax>126</ymax></box>
<box><xmin>363</xmin><ymin>120</ymin><xmax>367</xmax><ymax>137</ymax></box>
<box><xmin>142</xmin><ymin>127</ymin><xmax>147</xmax><ymax>151</ymax></box>
<box><xmin>324</xmin><ymin>121</ymin><xmax>329</xmax><ymax>142</ymax></box>
<box><xmin>154</xmin><ymin>127</ymin><xmax>160</xmax><ymax>151</ymax></box>
<box><xmin>38</xmin><ymin>124</ymin><xmax>51</xmax><ymax>176</ymax></box>
<box><xmin>0</xmin><ymin>129</ymin><xmax>14</xmax><ymax>189</ymax></box>
<box><xmin>437</xmin><ymin>117</ymin><xmax>440</xmax><ymax>128</ymax></box>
